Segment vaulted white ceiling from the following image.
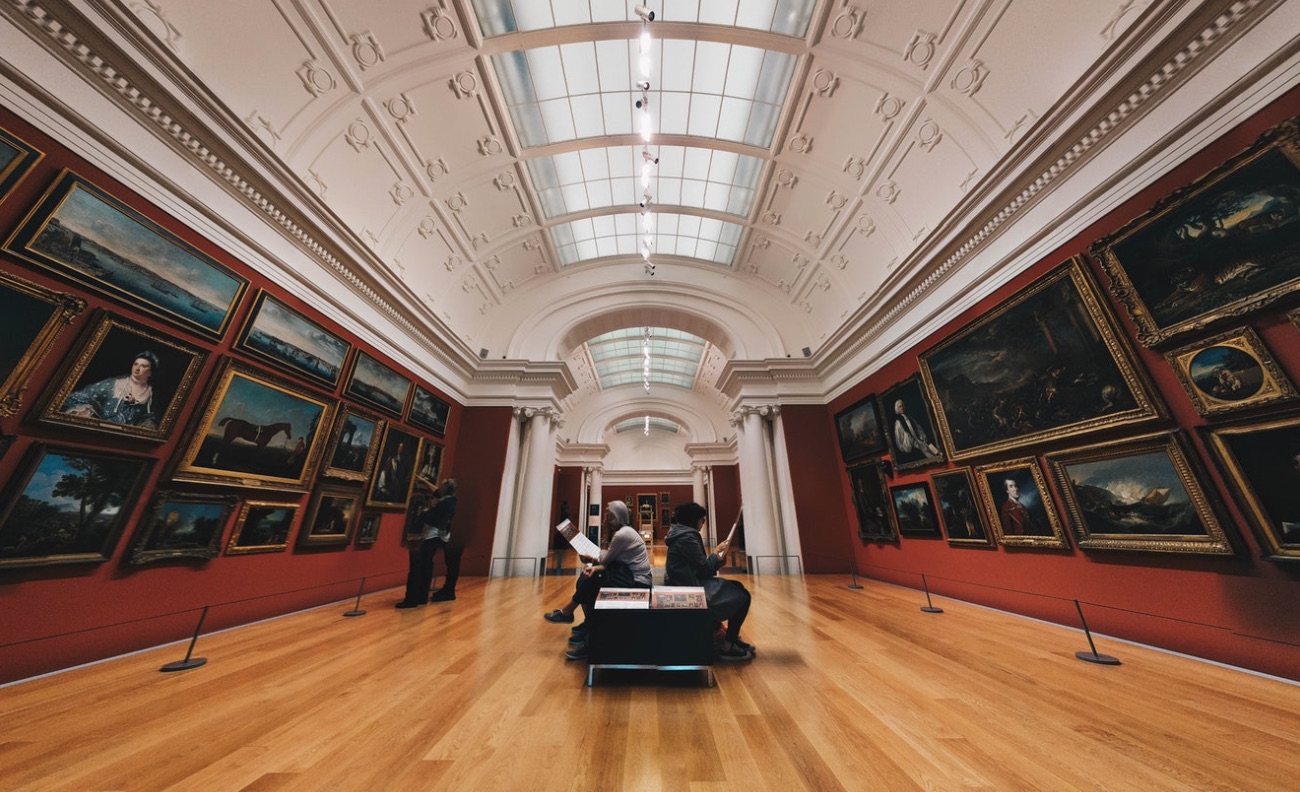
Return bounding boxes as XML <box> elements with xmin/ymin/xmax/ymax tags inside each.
<box><xmin>1</xmin><ymin>0</ymin><xmax>1295</xmax><ymax>453</ymax></box>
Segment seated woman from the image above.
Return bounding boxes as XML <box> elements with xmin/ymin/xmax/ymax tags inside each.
<box><xmin>664</xmin><ymin>502</ymin><xmax>754</xmax><ymax>662</ymax></box>
<box><xmin>542</xmin><ymin>500</ymin><xmax>651</xmax><ymax>660</ymax></box>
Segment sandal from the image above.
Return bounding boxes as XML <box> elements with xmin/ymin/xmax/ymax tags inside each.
<box><xmin>543</xmin><ymin>609</ymin><xmax>575</xmax><ymax>624</ymax></box>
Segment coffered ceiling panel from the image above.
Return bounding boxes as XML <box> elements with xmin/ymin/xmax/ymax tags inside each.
<box><xmin>370</xmin><ymin>76</ymin><xmax>503</xmax><ymax>190</ymax></box>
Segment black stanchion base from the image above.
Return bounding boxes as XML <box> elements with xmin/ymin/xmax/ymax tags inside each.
<box><xmin>920</xmin><ymin>606</ymin><xmax>944</xmax><ymax>614</ymax></box>
<box><xmin>160</xmin><ymin>657</ymin><xmax>207</xmax><ymax>673</ymax></box>
<box><xmin>343</xmin><ymin>609</ymin><xmax>367</xmax><ymax>618</ymax></box>
<box><xmin>1075</xmin><ymin>651</ymin><xmax>1121</xmax><ymax>665</ymax></box>
<box><xmin>847</xmin><ymin>583</ymin><xmax>863</xmax><ymax>590</ymax></box>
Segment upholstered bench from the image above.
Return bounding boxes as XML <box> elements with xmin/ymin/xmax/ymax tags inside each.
<box><xmin>585</xmin><ymin>589</ymin><xmax>715</xmax><ymax>687</ymax></box>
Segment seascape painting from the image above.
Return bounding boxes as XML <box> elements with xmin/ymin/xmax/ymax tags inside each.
<box><xmin>6</xmin><ymin>171</ymin><xmax>249</xmax><ymax>338</ymax></box>
<box><xmin>236</xmin><ymin>291</ymin><xmax>351</xmax><ymax>387</ymax></box>
<box><xmin>344</xmin><ymin>352</ymin><xmax>411</xmax><ymax>418</ymax></box>
<box><xmin>889</xmin><ymin>482</ymin><xmax>941</xmax><ymax>537</ymax></box>
<box><xmin>173</xmin><ymin>362</ymin><xmax>333</xmax><ymax>491</ymax></box>
<box><xmin>0</xmin><ymin>444</ymin><xmax>152</xmax><ymax>568</ymax></box>
<box><xmin>920</xmin><ymin>258</ymin><xmax>1162</xmax><ymax>460</ymax></box>
<box><xmin>408</xmin><ymin>386</ymin><xmax>450</xmax><ymax>436</ymax></box>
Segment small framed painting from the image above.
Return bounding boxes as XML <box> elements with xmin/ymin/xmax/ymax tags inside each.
<box><xmin>299</xmin><ymin>484</ymin><xmax>361</xmax><ymax>546</ymax></box>
<box><xmin>0</xmin><ymin>126</ymin><xmax>43</xmax><ymax>204</ymax></box>
<box><xmin>344</xmin><ymin>351</ymin><xmax>411</xmax><ymax>418</ymax></box>
<box><xmin>128</xmin><ymin>491</ymin><xmax>236</xmax><ymax>564</ymax></box>
<box><xmin>1165</xmin><ymin>327</ymin><xmax>1296</xmax><ymax>417</ymax></box>
<box><xmin>889</xmin><ymin>481</ymin><xmax>942</xmax><ymax>537</ymax></box>
<box><xmin>835</xmin><ymin>396</ymin><xmax>886</xmax><ymax>462</ymax></box>
<box><xmin>320</xmin><ymin>405</ymin><xmax>385</xmax><ymax>483</ymax></box>
<box><xmin>848</xmin><ymin>460</ymin><xmax>896</xmax><ymax>543</ymax></box>
<box><xmin>931</xmin><ymin>468</ymin><xmax>995</xmax><ymax>547</ymax></box>
<box><xmin>407</xmin><ymin>385</ymin><xmax>450</xmax><ymax>437</ymax></box>
<box><xmin>356</xmin><ymin>511</ymin><xmax>381</xmax><ymax>545</ymax></box>
<box><xmin>234</xmin><ymin>290</ymin><xmax>351</xmax><ymax>388</ymax></box>
<box><xmin>974</xmin><ymin>458</ymin><xmax>1069</xmax><ymax>549</ymax></box>
<box><xmin>226</xmin><ymin>500</ymin><xmax>299</xmax><ymax>555</ymax></box>
<box><xmin>880</xmin><ymin>376</ymin><xmax>945</xmax><ymax>471</ymax></box>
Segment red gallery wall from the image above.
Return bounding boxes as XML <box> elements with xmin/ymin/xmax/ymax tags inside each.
<box><xmin>0</xmin><ymin>107</ymin><xmax>465</xmax><ymax>683</ymax></box>
<box><xmin>807</xmin><ymin>89</ymin><xmax>1300</xmax><ymax>680</ymax></box>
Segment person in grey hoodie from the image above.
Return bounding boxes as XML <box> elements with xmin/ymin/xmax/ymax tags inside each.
<box><xmin>664</xmin><ymin>502</ymin><xmax>754</xmax><ymax>661</ymax></box>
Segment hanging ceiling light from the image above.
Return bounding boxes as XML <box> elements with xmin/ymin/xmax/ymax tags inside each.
<box><xmin>644</xmin><ymin>415</ymin><xmax>650</xmax><ymax>436</ymax></box>
<box><xmin>642</xmin><ymin>326</ymin><xmax>653</xmax><ymax>393</ymax></box>
<box><xmin>636</xmin><ymin>3</ymin><xmax>657</xmax><ymax>277</ymax></box>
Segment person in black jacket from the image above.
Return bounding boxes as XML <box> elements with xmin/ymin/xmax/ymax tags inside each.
<box><xmin>663</xmin><ymin>502</ymin><xmax>754</xmax><ymax>661</ymax></box>
<box><xmin>395</xmin><ymin>478</ymin><xmax>460</xmax><ymax>608</ymax></box>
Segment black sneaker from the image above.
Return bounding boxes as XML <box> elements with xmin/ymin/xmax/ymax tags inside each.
<box><xmin>564</xmin><ymin>644</ymin><xmax>588</xmax><ymax>661</ymax></box>
<box><xmin>394</xmin><ymin>601</ymin><xmax>421</xmax><ymax>609</ymax></box>
<box><xmin>717</xmin><ymin>645</ymin><xmax>753</xmax><ymax>662</ymax></box>
<box><xmin>430</xmin><ymin>590</ymin><xmax>456</xmax><ymax>602</ymax></box>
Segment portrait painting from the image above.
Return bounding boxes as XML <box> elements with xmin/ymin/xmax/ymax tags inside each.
<box><xmin>172</xmin><ymin>360</ymin><xmax>334</xmax><ymax>491</ymax></box>
<box><xmin>344</xmin><ymin>352</ymin><xmax>411</xmax><ymax>418</ymax></box>
<box><xmin>408</xmin><ymin>385</ymin><xmax>450</xmax><ymax>436</ymax></box>
<box><xmin>320</xmin><ymin>405</ymin><xmax>384</xmax><ymax>482</ymax></box>
<box><xmin>356</xmin><ymin>511</ymin><xmax>381</xmax><ymax>545</ymax></box>
<box><xmin>5</xmin><ymin>170</ymin><xmax>249</xmax><ymax>339</ymax></box>
<box><xmin>880</xmin><ymin>376</ymin><xmax>945</xmax><ymax>471</ymax></box>
<box><xmin>889</xmin><ymin>482</ymin><xmax>941</xmax><ymax>537</ymax></box>
<box><xmin>225</xmin><ymin>500</ymin><xmax>299</xmax><ymax>555</ymax></box>
<box><xmin>931</xmin><ymin>468</ymin><xmax>995</xmax><ymax>547</ymax></box>
<box><xmin>835</xmin><ymin>396</ymin><xmax>886</xmax><ymax>462</ymax></box>
<box><xmin>0</xmin><ymin>125</ymin><xmax>43</xmax><ymax>204</ymax></box>
<box><xmin>1165</xmin><ymin>327</ymin><xmax>1296</xmax><ymax>417</ymax></box>
<box><xmin>1093</xmin><ymin>118</ymin><xmax>1300</xmax><ymax>346</ymax></box>
<box><xmin>974</xmin><ymin>458</ymin><xmax>1069</xmax><ymax>549</ymax></box>
<box><xmin>415</xmin><ymin>440</ymin><xmax>443</xmax><ymax>488</ymax></box>
<box><xmin>128</xmin><ymin>491</ymin><xmax>236</xmax><ymax>564</ymax></box>
<box><xmin>300</xmin><ymin>485</ymin><xmax>360</xmax><ymax>546</ymax></box>
<box><xmin>919</xmin><ymin>258</ymin><xmax>1163</xmax><ymax>460</ymax></box>
<box><xmin>0</xmin><ymin>269</ymin><xmax>85</xmax><ymax>418</ymax></box>
<box><xmin>234</xmin><ymin>291</ymin><xmax>351</xmax><ymax>388</ymax></box>
<box><xmin>1046</xmin><ymin>432</ymin><xmax>1233</xmax><ymax>556</ymax></box>
<box><xmin>848</xmin><ymin>461</ymin><xmax>896</xmax><ymax>543</ymax></box>
<box><xmin>0</xmin><ymin>444</ymin><xmax>152</xmax><ymax>569</ymax></box>
<box><xmin>367</xmin><ymin>425</ymin><xmax>420</xmax><ymax>508</ymax></box>
<box><xmin>38</xmin><ymin>312</ymin><xmax>207</xmax><ymax>441</ymax></box>
<box><xmin>1204</xmin><ymin>415</ymin><xmax>1300</xmax><ymax>561</ymax></box>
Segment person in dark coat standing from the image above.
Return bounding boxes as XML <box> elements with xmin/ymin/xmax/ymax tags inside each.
<box><xmin>395</xmin><ymin>478</ymin><xmax>460</xmax><ymax>608</ymax></box>
<box><xmin>663</xmin><ymin>502</ymin><xmax>754</xmax><ymax>661</ymax></box>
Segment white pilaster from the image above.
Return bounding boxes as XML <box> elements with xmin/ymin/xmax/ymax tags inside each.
<box><xmin>489</xmin><ymin>408</ymin><xmax>525</xmax><ymax>575</ymax></box>
<box><xmin>510</xmin><ymin>407</ymin><xmax>561</xmax><ymax>574</ymax></box>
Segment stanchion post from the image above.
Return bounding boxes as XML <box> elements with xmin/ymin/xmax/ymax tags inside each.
<box><xmin>920</xmin><ymin>574</ymin><xmax>943</xmax><ymax>614</ymax></box>
<box><xmin>160</xmin><ymin>605</ymin><xmax>209</xmax><ymax>673</ymax></box>
<box><xmin>1073</xmin><ymin>599</ymin><xmax>1121</xmax><ymax>665</ymax></box>
<box><xmin>343</xmin><ymin>577</ymin><xmax>367</xmax><ymax>618</ymax></box>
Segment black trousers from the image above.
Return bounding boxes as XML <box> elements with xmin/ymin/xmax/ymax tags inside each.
<box><xmin>402</xmin><ymin>537</ymin><xmax>464</xmax><ymax>603</ymax></box>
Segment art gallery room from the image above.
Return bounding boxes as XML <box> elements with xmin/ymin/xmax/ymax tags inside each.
<box><xmin>1</xmin><ymin>0</ymin><xmax>1299</xmax><ymax>789</ymax></box>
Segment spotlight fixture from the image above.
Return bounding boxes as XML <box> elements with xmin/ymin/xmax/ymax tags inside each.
<box><xmin>636</xmin><ymin>80</ymin><xmax>651</xmax><ymax>91</ymax></box>
<box><xmin>634</xmin><ymin>4</ymin><xmax>655</xmax><ymax>22</ymax></box>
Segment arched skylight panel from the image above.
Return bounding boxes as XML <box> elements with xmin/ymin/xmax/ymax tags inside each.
<box><xmin>615</xmin><ymin>417</ymin><xmax>680</xmax><ymax>434</ymax></box>
<box><xmin>527</xmin><ymin>146</ymin><xmax>762</xmax><ymax>219</ymax></box>
<box><xmin>553</xmin><ymin>212</ymin><xmax>743</xmax><ymax>267</ymax></box>
<box><xmin>470</xmin><ymin>0</ymin><xmax>817</xmax><ymax>38</ymax></box>
<box><xmin>489</xmin><ymin>41</ymin><xmax>796</xmax><ymax>149</ymax></box>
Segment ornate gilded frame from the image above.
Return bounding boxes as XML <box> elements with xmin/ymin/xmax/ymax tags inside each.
<box><xmin>920</xmin><ymin>257</ymin><xmax>1164</xmax><ymax>460</ymax></box>
<box><xmin>931</xmin><ymin>467</ymin><xmax>996</xmax><ymax>547</ymax></box>
<box><xmin>320</xmin><ymin>404</ymin><xmax>385</xmax><ymax>482</ymax></box>
<box><xmin>171</xmin><ymin>359</ymin><xmax>335</xmax><ymax>491</ymax></box>
<box><xmin>300</xmin><ymin>483</ymin><xmax>361</xmax><ymax>546</ymax></box>
<box><xmin>888</xmin><ymin>481</ymin><xmax>941</xmax><ymax>537</ymax></box>
<box><xmin>880</xmin><ymin>375</ymin><xmax>946</xmax><ymax>471</ymax></box>
<box><xmin>848</xmin><ymin>460</ymin><xmax>896</xmax><ymax>543</ymax></box>
<box><xmin>356</xmin><ymin>511</ymin><xmax>381</xmax><ymax>545</ymax></box>
<box><xmin>37</xmin><ymin>311</ymin><xmax>207</xmax><ymax>441</ymax></box>
<box><xmin>1203</xmin><ymin>415</ymin><xmax>1300</xmax><ymax>562</ymax></box>
<box><xmin>0</xmin><ymin>269</ymin><xmax>85</xmax><ymax>418</ymax></box>
<box><xmin>1091</xmin><ymin>118</ymin><xmax>1300</xmax><ymax>347</ymax></box>
<box><xmin>1046</xmin><ymin>432</ymin><xmax>1234</xmax><ymax>555</ymax></box>
<box><xmin>343</xmin><ymin>351</ymin><xmax>411</xmax><ymax>419</ymax></box>
<box><xmin>0</xmin><ymin>125</ymin><xmax>43</xmax><ymax>204</ymax></box>
<box><xmin>225</xmin><ymin>500</ymin><xmax>299</xmax><ymax>555</ymax></box>
<box><xmin>365</xmin><ymin>424</ymin><xmax>420</xmax><ymax>508</ymax></box>
<box><xmin>234</xmin><ymin>290</ymin><xmax>352</xmax><ymax>388</ymax></box>
<box><xmin>128</xmin><ymin>491</ymin><xmax>237</xmax><ymax>564</ymax></box>
<box><xmin>974</xmin><ymin>457</ymin><xmax>1069</xmax><ymax>549</ymax></box>
<box><xmin>1165</xmin><ymin>326</ymin><xmax>1297</xmax><ymax>417</ymax></box>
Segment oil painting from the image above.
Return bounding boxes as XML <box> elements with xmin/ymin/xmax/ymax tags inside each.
<box><xmin>1165</xmin><ymin>326</ymin><xmax>1296</xmax><ymax>417</ymax></box>
<box><xmin>321</xmin><ymin>405</ymin><xmax>384</xmax><ymax>482</ymax></box>
<box><xmin>848</xmin><ymin>460</ymin><xmax>895</xmax><ymax>543</ymax></box>
<box><xmin>974</xmin><ymin>458</ymin><xmax>1069</xmax><ymax>549</ymax></box>
<box><xmin>234</xmin><ymin>291</ymin><xmax>351</xmax><ymax>388</ymax></box>
<box><xmin>889</xmin><ymin>482</ymin><xmax>941</xmax><ymax>537</ymax></box>
<box><xmin>129</xmin><ymin>491</ymin><xmax>236</xmax><ymax>564</ymax></box>
<box><xmin>931</xmin><ymin>468</ymin><xmax>995</xmax><ymax>547</ymax></box>
<box><xmin>408</xmin><ymin>385</ymin><xmax>450</xmax><ymax>436</ymax></box>
<box><xmin>226</xmin><ymin>500</ymin><xmax>299</xmax><ymax>555</ymax></box>
<box><xmin>835</xmin><ymin>396</ymin><xmax>885</xmax><ymax>462</ymax></box>
<box><xmin>0</xmin><ymin>125</ymin><xmax>43</xmax><ymax>204</ymax></box>
<box><xmin>367</xmin><ymin>425</ymin><xmax>420</xmax><ymax>508</ymax></box>
<box><xmin>300</xmin><ymin>485</ymin><xmax>361</xmax><ymax>546</ymax></box>
<box><xmin>344</xmin><ymin>352</ymin><xmax>411</xmax><ymax>418</ymax></box>
<box><xmin>1204</xmin><ymin>416</ymin><xmax>1300</xmax><ymax>561</ymax></box>
<box><xmin>1093</xmin><ymin>119</ymin><xmax>1300</xmax><ymax>346</ymax></box>
<box><xmin>920</xmin><ymin>258</ymin><xmax>1163</xmax><ymax>460</ymax></box>
<box><xmin>880</xmin><ymin>376</ymin><xmax>945</xmax><ymax>471</ymax></box>
<box><xmin>1046</xmin><ymin>432</ymin><xmax>1233</xmax><ymax>555</ymax></box>
<box><xmin>0</xmin><ymin>270</ymin><xmax>85</xmax><ymax>418</ymax></box>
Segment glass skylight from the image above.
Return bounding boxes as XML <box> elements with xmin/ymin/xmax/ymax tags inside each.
<box><xmin>528</xmin><ymin>145</ymin><xmax>762</xmax><ymax>219</ymax></box>
<box><xmin>471</xmin><ymin>0</ymin><xmax>817</xmax><ymax>39</ymax></box>
<box><xmin>614</xmin><ymin>417</ymin><xmax>681</xmax><ymax>434</ymax></box>
<box><xmin>552</xmin><ymin>212</ymin><xmax>743</xmax><ymax>267</ymax></box>
<box><xmin>491</xmin><ymin>40</ymin><xmax>796</xmax><ymax>149</ymax></box>
<box><xmin>586</xmin><ymin>327</ymin><xmax>707</xmax><ymax>391</ymax></box>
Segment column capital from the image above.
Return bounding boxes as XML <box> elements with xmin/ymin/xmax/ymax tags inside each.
<box><xmin>514</xmin><ymin>405</ymin><xmax>565</xmax><ymax>427</ymax></box>
<box><xmin>729</xmin><ymin>404</ymin><xmax>781</xmax><ymax>425</ymax></box>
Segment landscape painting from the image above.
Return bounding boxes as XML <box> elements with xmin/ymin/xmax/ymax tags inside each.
<box><xmin>1047</xmin><ymin>433</ymin><xmax>1233</xmax><ymax>555</ymax></box>
<box><xmin>848</xmin><ymin>460</ymin><xmax>895</xmax><ymax>542</ymax></box>
<box><xmin>6</xmin><ymin>171</ymin><xmax>249</xmax><ymax>339</ymax></box>
<box><xmin>1093</xmin><ymin>118</ymin><xmax>1300</xmax><ymax>346</ymax></box>
<box><xmin>129</xmin><ymin>491</ymin><xmax>236</xmax><ymax>564</ymax></box>
<box><xmin>235</xmin><ymin>291</ymin><xmax>351</xmax><ymax>388</ymax></box>
<box><xmin>1204</xmin><ymin>416</ymin><xmax>1300</xmax><ymax>561</ymax></box>
<box><xmin>226</xmin><ymin>501</ymin><xmax>299</xmax><ymax>555</ymax></box>
<box><xmin>300</xmin><ymin>485</ymin><xmax>361</xmax><ymax>546</ymax></box>
<box><xmin>172</xmin><ymin>361</ymin><xmax>334</xmax><ymax>491</ymax></box>
<box><xmin>889</xmin><ymin>482</ymin><xmax>941</xmax><ymax>537</ymax></box>
<box><xmin>344</xmin><ymin>352</ymin><xmax>410</xmax><ymax>418</ymax></box>
<box><xmin>0</xmin><ymin>444</ymin><xmax>152</xmax><ymax>568</ymax></box>
<box><xmin>321</xmin><ymin>405</ymin><xmax>384</xmax><ymax>482</ymax></box>
<box><xmin>1166</xmin><ymin>326</ymin><xmax>1296</xmax><ymax>417</ymax></box>
<box><xmin>835</xmin><ymin>396</ymin><xmax>885</xmax><ymax>462</ymax></box>
<box><xmin>408</xmin><ymin>385</ymin><xmax>450</xmax><ymax>436</ymax></box>
<box><xmin>931</xmin><ymin>468</ymin><xmax>995</xmax><ymax>547</ymax></box>
<box><xmin>919</xmin><ymin>258</ymin><xmax>1162</xmax><ymax>460</ymax></box>
<box><xmin>0</xmin><ymin>270</ymin><xmax>84</xmax><ymax>418</ymax></box>
<box><xmin>0</xmin><ymin>126</ymin><xmax>43</xmax><ymax>204</ymax></box>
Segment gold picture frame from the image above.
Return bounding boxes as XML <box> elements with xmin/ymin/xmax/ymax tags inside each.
<box><xmin>931</xmin><ymin>468</ymin><xmax>996</xmax><ymax>547</ymax></box>
<box><xmin>974</xmin><ymin>457</ymin><xmax>1069</xmax><ymax>549</ymax></box>
<box><xmin>0</xmin><ymin>125</ymin><xmax>44</xmax><ymax>205</ymax></box>
<box><xmin>171</xmin><ymin>359</ymin><xmax>335</xmax><ymax>491</ymax></box>
<box><xmin>1203</xmin><ymin>415</ymin><xmax>1300</xmax><ymax>562</ymax></box>
<box><xmin>0</xmin><ymin>269</ymin><xmax>85</xmax><ymax>418</ymax></box>
<box><xmin>128</xmin><ymin>491</ymin><xmax>237</xmax><ymax>565</ymax></box>
<box><xmin>1165</xmin><ymin>326</ymin><xmax>1297</xmax><ymax>417</ymax></box>
<box><xmin>320</xmin><ymin>404</ymin><xmax>385</xmax><ymax>483</ymax></box>
<box><xmin>919</xmin><ymin>257</ymin><xmax>1164</xmax><ymax>461</ymax></box>
<box><xmin>1091</xmin><ymin>118</ymin><xmax>1300</xmax><ymax>347</ymax></box>
<box><xmin>299</xmin><ymin>484</ymin><xmax>361</xmax><ymax>547</ymax></box>
<box><xmin>1046</xmin><ymin>432</ymin><xmax>1234</xmax><ymax>556</ymax></box>
<box><xmin>37</xmin><ymin>311</ymin><xmax>208</xmax><ymax>441</ymax></box>
<box><xmin>225</xmin><ymin>500</ymin><xmax>300</xmax><ymax>555</ymax></box>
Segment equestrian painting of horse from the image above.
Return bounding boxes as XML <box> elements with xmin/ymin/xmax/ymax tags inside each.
<box><xmin>173</xmin><ymin>361</ymin><xmax>334</xmax><ymax>491</ymax></box>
